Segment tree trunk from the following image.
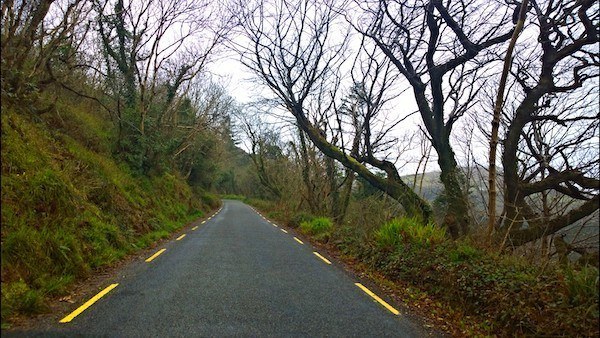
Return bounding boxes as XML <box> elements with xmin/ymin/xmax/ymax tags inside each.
<box><xmin>488</xmin><ymin>0</ymin><xmax>529</xmax><ymax>241</ymax></box>
<box><xmin>325</xmin><ymin>155</ymin><xmax>341</xmax><ymax>222</ymax></box>
<box><xmin>292</xmin><ymin>106</ymin><xmax>432</xmax><ymax>223</ymax></box>
<box><xmin>338</xmin><ymin>169</ymin><xmax>355</xmax><ymax>224</ymax></box>
<box><xmin>437</xmin><ymin>145</ymin><xmax>469</xmax><ymax>239</ymax></box>
<box><xmin>298</xmin><ymin>128</ymin><xmax>319</xmax><ymax>214</ymax></box>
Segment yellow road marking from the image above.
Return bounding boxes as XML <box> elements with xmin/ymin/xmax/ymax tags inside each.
<box><xmin>294</xmin><ymin>237</ymin><xmax>304</xmax><ymax>244</ymax></box>
<box><xmin>201</xmin><ymin>220</ymin><xmax>206</xmax><ymax>224</ymax></box>
<box><xmin>272</xmin><ymin>223</ymin><xmax>278</xmax><ymax>227</ymax></box>
<box><xmin>59</xmin><ymin>284</ymin><xmax>118</xmax><ymax>323</ymax></box>
<box><xmin>145</xmin><ymin>249</ymin><xmax>166</xmax><ymax>262</ymax></box>
<box><xmin>355</xmin><ymin>283</ymin><xmax>400</xmax><ymax>315</ymax></box>
<box><xmin>191</xmin><ymin>226</ymin><xmax>198</xmax><ymax>230</ymax></box>
<box><xmin>280</xmin><ymin>229</ymin><xmax>288</xmax><ymax>233</ymax></box>
<box><xmin>313</xmin><ymin>252</ymin><xmax>331</xmax><ymax>265</ymax></box>
<box><xmin>176</xmin><ymin>234</ymin><xmax>186</xmax><ymax>241</ymax></box>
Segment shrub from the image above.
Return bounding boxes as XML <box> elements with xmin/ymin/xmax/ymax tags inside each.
<box><xmin>289</xmin><ymin>212</ymin><xmax>315</xmax><ymax>228</ymax></box>
<box><xmin>1</xmin><ymin>280</ymin><xmax>46</xmax><ymax>320</ymax></box>
<box><xmin>200</xmin><ymin>193</ymin><xmax>220</xmax><ymax>209</ymax></box>
<box><xmin>563</xmin><ymin>265</ymin><xmax>599</xmax><ymax>306</ymax></box>
<box><xmin>246</xmin><ymin>198</ymin><xmax>274</xmax><ymax>211</ymax></box>
<box><xmin>1</xmin><ymin>106</ymin><xmax>218</xmax><ymax>326</ymax></box>
<box><xmin>375</xmin><ymin>217</ymin><xmax>446</xmax><ymax>249</ymax></box>
<box><xmin>300</xmin><ymin>217</ymin><xmax>333</xmax><ymax>242</ymax></box>
<box><xmin>449</xmin><ymin>242</ymin><xmax>482</xmax><ymax>262</ymax></box>
<box><xmin>267</xmin><ymin>211</ymin><xmax>283</xmax><ymax>220</ymax></box>
<box><xmin>220</xmin><ymin>194</ymin><xmax>246</xmax><ymax>201</ymax></box>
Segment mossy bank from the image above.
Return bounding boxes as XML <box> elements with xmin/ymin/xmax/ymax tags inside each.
<box><xmin>1</xmin><ymin>99</ymin><xmax>220</xmax><ymax>326</ymax></box>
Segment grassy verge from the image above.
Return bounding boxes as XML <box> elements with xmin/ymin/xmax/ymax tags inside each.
<box><xmin>247</xmin><ymin>199</ymin><xmax>599</xmax><ymax>337</ymax></box>
<box><xmin>1</xmin><ymin>102</ymin><xmax>219</xmax><ymax>326</ymax></box>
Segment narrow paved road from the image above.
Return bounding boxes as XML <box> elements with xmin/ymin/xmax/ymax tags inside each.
<box><xmin>8</xmin><ymin>200</ymin><xmax>435</xmax><ymax>337</ymax></box>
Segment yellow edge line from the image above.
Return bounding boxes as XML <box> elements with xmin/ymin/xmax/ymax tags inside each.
<box><xmin>176</xmin><ymin>234</ymin><xmax>186</xmax><ymax>241</ymax></box>
<box><xmin>201</xmin><ymin>220</ymin><xmax>206</xmax><ymax>224</ymax></box>
<box><xmin>145</xmin><ymin>248</ymin><xmax>166</xmax><ymax>262</ymax></box>
<box><xmin>294</xmin><ymin>237</ymin><xmax>304</xmax><ymax>244</ymax></box>
<box><xmin>313</xmin><ymin>252</ymin><xmax>331</xmax><ymax>265</ymax></box>
<box><xmin>355</xmin><ymin>283</ymin><xmax>400</xmax><ymax>315</ymax></box>
<box><xmin>280</xmin><ymin>229</ymin><xmax>288</xmax><ymax>233</ymax></box>
<box><xmin>191</xmin><ymin>226</ymin><xmax>198</xmax><ymax>230</ymax></box>
<box><xmin>59</xmin><ymin>283</ymin><xmax>119</xmax><ymax>323</ymax></box>
<box><xmin>272</xmin><ymin>223</ymin><xmax>278</xmax><ymax>227</ymax></box>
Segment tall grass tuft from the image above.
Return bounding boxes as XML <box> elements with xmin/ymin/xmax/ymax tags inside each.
<box><xmin>375</xmin><ymin>217</ymin><xmax>446</xmax><ymax>249</ymax></box>
<box><xmin>300</xmin><ymin>217</ymin><xmax>333</xmax><ymax>242</ymax></box>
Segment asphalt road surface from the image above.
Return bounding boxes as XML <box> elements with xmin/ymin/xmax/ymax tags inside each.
<box><xmin>6</xmin><ymin>200</ymin><xmax>436</xmax><ymax>337</ymax></box>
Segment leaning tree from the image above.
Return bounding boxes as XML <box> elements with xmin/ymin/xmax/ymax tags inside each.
<box><xmin>497</xmin><ymin>0</ymin><xmax>599</xmax><ymax>249</ymax></box>
<box><xmin>354</xmin><ymin>0</ymin><xmax>516</xmax><ymax>237</ymax></box>
<box><xmin>236</xmin><ymin>0</ymin><xmax>434</xmax><ymax>223</ymax></box>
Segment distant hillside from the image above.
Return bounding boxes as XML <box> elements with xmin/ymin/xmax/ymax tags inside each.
<box><xmin>403</xmin><ymin>171</ymin><xmax>444</xmax><ymax>202</ymax></box>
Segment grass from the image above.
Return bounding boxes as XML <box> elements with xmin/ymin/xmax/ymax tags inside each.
<box><xmin>289</xmin><ymin>212</ymin><xmax>315</xmax><ymax>228</ymax></box>
<box><xmin>374</xmin><ymin>217</ymin><xmax>446</xmax><ymax>249</ymax></box>
<box><xmin>0</xmin><ymin>99</ymin><xmax>218</xmax><ymax>326</ymax></box>
<box><xmin>298</xmin><ymin>217</ymin><xmax>332</xmax><ymax>242</ymax></box>
<box><xmin>334</xmin><ymin>220</ymin><xmax>599</xmax><ymax>337</ymax></box>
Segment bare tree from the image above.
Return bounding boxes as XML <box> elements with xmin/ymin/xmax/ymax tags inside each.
<box><xmin>499</xmin><ymin>0</ymin><xmax>599</xmax><ymax>248</ymax></box>
<box><xmin>90</xmin><ymin>0</ymin><xmax>231</xmax><ymax>171</ymax></box>
<box><xmin>354</xmin><ymin>0</ymin><xmax>515</xmax><ymax>237</ymax></box>
<box><xmin>236</xmin><ymin>0</ymin><xmax>433</xmax><ymax>222</ymax></box>
<box><xmin>1</xmin><ymin>0</ymin><xmax>88</xmax><ymax>104</ymax></box>
<box><xmin>488</xmin><ymin>0</ymin><xmax>530</xmax><ymax>241</ymax></box>
<box><xmin>236</xmin><ymin>109</ymin><xmax>286</xmax><ymax>199</ymax></box>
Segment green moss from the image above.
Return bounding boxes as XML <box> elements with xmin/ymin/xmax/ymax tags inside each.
<box><xmin>1</xmin><ymin>104</ymin><xmax>214</xmax><ymax>325</ymax></box>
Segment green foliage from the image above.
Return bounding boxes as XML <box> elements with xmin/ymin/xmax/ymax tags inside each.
<box><xmin>563</xmin><ymin>265</ymin><xmax>599</xmax><ymax>306</ymax></box>
<box><xmin>246</xmin><ymin>198</ymin><xmax>274</xmax><ymax>211</ymax></box>
<box><xmin>375</xmin><ymin>217</ymin><xmax>446</xmax><ymax>249</ymax></box>
<box><xmin>267</xmin><ymin>211</ymin><xmax>283</xmax><ymax>220</ymax></box>
<box><xmin>0</xmin><ymin>101</ymin><xmax>217</xmax><ymax>325</ymax></box>
<box><xmin>241</xmin><ymin>188</ymin><xmax>599</xmax><ymax>336</ymax></box>
<box><xmin>200</xmin><ymin>193</ymin><xmax>221</xmax><ymax>210</ymax></box>
<box><xmin>300</xmin><ymin>217</ymin><xmax>333</xmax><ymax>242</ymax></box>
<box><xmin>300</xmin><ymin>217</ymin><xmax>332</xmax><ymax>234</ymax></box>
<box><xmin>1</xmin><ymin>280</ymin><xmax>46</xmax><ymax>319</ymax></box>
<box><xmin>289</xmin><ymin>212</ymin><xmax>315</xmax><ymax>228</ymax></box>
<box><xmin>448</xmin><ymin>242</ymin><xmax>482</xmax><ymax>262</ymax></box>
<box><xmin>220</xmin><ymin>194</ymin><xmax>246</xmax><ymax>201</ymax></box>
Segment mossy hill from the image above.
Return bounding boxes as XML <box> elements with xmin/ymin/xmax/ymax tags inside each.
<box><xmin>1</xmin><ymin>96</ymin><xmax>220</xmax><ymax>326</ymax></box>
